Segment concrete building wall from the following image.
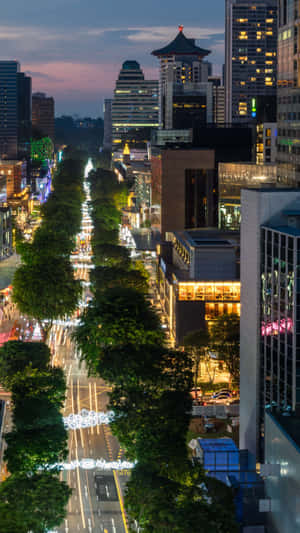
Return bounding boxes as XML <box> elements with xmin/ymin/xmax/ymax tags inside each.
<box><xmin>161</xmin><ymin>149</ymin><xmax>215</xmax><ymax>238</ymax></box>
<box><xmin>240</xmin><ymin>189</ymin><xmax>300</xmax><ymax>462</ymax></box>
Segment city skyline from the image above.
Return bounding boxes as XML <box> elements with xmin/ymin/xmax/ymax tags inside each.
<box><xmin>1</xmin><ymin>0</ymin><xmax>226</xmax><ymax>116</ymax></box>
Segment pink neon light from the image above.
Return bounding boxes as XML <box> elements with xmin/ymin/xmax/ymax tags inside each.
<box><xmin>261</xmin><ymin>318</ymin><xmax>293</xmax><ymax>336</ymax></box>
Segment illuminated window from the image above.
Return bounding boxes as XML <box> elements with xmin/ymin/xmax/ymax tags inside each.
<box><xmin>266</xmin><ymin>128</ymin><xmax>271</xmax><ymax>137</ymax></box>
<box><xmin>238</xmin><ymin>102</ymin><xmax>247</xmax><ymax>115</ymax></box>
<box><xmin>257</xmin><ymin>48</ymin><xmax>262</xmax><ymax>52</ymax></box>
<box><xmin>237</xmin><ymin>18</ymin><xmax>248</xmax><ymax>22</ymax></box>
<box><xmin>266</xmin><ymin>18</ymin><xmax>274</xmax><ymax>23</ymax></box>
<box><xmin>256</xmin><ymin>69</ymin><xmax>261</xmax><ymax>73</ymax></box>
<box><xmin>240</xmin><ymin>81</ymin><xmax>246</xmax><ymax>85</ymax></box>
<box><xmin>251</xmin><ymin>77</ymin><xmax>256</xmax><ymax>81</ymax></box>
<box><xmin>266</xmin><ymin>31</ymin><xmax>273</xmax><ymax>36</ymax></box>
<box><xmin>265</xmin><ymin>52</ymin><xmax>273</xmax><ymax>57</ymax></box>
<box><xmin>178</xmin><ymin>282</ymin><xmax>240</xmax><ymax>302</ymax></box>
<box><xmin>257</xmin><ymin>32</ymin><xmax>262</xmax><ymax>39</ymax></box>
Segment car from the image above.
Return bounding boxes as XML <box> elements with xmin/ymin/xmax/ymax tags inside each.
<box><xmin>212</xmin><ymin>394</ymin><xmax>233</xmax><ymax>404</ymax></box>
<box><xmin>211</xmin><ymin>390</ymin><xmax>232</xmax><ymax>399</ymax></box>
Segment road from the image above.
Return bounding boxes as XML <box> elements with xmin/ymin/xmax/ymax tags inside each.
<box><xmin>55</xmin><ymin>163</ymin><xmax>130</xmax><ymax>533</ymax></box>
<box><xmin>52</xmin><ymin>331</ymin><xmax>129</xmax><ymax>533</ymax></box>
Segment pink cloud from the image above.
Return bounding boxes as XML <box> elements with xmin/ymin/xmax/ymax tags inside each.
<box><xmin>26</xmin><ymin>61</ymin><xmax>127</xmax><ymax>97</ymax></box>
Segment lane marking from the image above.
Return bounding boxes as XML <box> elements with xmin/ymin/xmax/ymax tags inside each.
<box><xmin>113</xmin><ymin>470</ymin><xmax>129</xmax><ymax>533</ymax></box>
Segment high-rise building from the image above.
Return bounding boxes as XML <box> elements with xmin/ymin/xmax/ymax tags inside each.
<box><xmin>239</xmin><ymin>188</ymin><xmax>300</xmax><ymax>463</ymax></box>
<box><xmin>151</xmin><ymin>125</ymin><xmax>252</xmax><ymax>237</ymax></box>
<box><xmin>0</xmin><ymin>61</ymin><xmax>20</xmax><ymax>159</ymax></box>
<box><xmin>218</xmin><ymin>161</ymin><xmax>277</xmax><ymax>230</ymax></box>
<box><xmin>103</xmin><ymin>98</ymin><xmax>112</xmax><ymax>151</ymax></box>
<box><xmin>32</xmin><ymin>92</ymin><xmax>55</xmax><ymax>142</ymax></box>
<box><xmin>111</xmin><ymin>61</ymin><xmax>159</xmax><ymax>146</ymax></box>
<box><xmin>17</xmin><ymin>72</ymin><xmax>32</xmax><ymax>159</ymax></box>
<box><xmin>277</xmin><ymin>0</ymin><xmax>300</xmax><ymax>185</ymax></box>
<box><xmin>152</xmin><ymin>27</ymin><xmax>212</xmax><ymax>129</ymax></box>
<box><xmin>225</xmin><ymin>0</ymin><xmax>277</xmax><ymax>124</ymax></box>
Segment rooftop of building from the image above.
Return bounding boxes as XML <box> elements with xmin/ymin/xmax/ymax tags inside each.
<box><xmin>151</xmin><ymin>27</ymin><xmax>211</xmax><ymax>58</ymax></box>
<box><xmin>197</xmin><ymin>438</ymin><xmax>238</xmax><ymax>453</ymax></box>
<box><xmin>173</xmin><ymin>229</ymin><xmax>240</xmax><ymax>249</ymax></box>
<box><xmin>122</xmin><ymin>60</ymin><xmax>141</xmax><ymax>70</ymax></box>
<box><xmin>264</xmin><ymin>224</ymin><xmax>300</xmax><ymax>236</ymax></box>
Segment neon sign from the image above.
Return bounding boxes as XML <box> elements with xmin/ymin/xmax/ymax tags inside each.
<box><xmin>261</xmin><ymin>318</ymin><xmax>293</xmax><ymax>336</ymax></box>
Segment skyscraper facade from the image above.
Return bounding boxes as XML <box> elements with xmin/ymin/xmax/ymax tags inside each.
<box><xmin>225</xmin><ymin>0</ymin><xmax>277</xmax><ymax>124</ymax></box>
<box><xmin>0</xmin><ymin>61</ymin><xmax>20</xmax><ymax>159</ymax></box>
<box><xmin>17</xmin><ymin>72</ymin><xmax>32</xmax><ymax>159</ymax></box>
<box><xmin>240</xmin><ymin>188</ymin><xmax>300</xmax><ymax>462</ymax></box>
<box><xmin>152</xmin><ymin>27</ymin><xmax>212</xmax><ymax>129</ymax></box>
<box><xmin>277</xmin><ymin>0</ymin><xmax>300</xmax><ymax>185</ymax></box>
<box><xmin>32</xmin><ymin>92</ymin><xmax>55</xmax><ymax>142</ymax></box>
<box><xmin>103</xmin><ymin>98</ymin><xmax>112</xmax><ymax>151</ymax></box>
<box><xmin>111</xmin><ymin>61</ymin><xmax>159</xmax><ymax>146</ymax></box>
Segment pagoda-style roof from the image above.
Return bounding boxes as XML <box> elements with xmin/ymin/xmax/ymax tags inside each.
<box><xmin>151</xmin><ymin>27</ymin><xmax>211</xmax><ymax>58</ymax></box>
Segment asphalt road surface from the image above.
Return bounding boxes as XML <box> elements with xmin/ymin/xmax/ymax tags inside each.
<box><xmin>54</xmin><ymin>328</ymin><xmax>130</xmax><ymax>533</ymax></box>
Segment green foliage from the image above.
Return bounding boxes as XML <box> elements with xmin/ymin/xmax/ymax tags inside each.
<box><xmin>74</xmin><ymin>157</ymin><xmax>238</xmax><ymax>532</ymax></box>
<box><xmin>91</xmin><ymin>265</ymin><xmax>148</xmax><ymax>294</ymax></box>
<box><xmin>210</xmin><ymin>313</ymin><xmax>240</xmax><ymax>382</ymax></box>
<box><xmin>125</xmin><ymin>462</ymin><xmax>238</xmax><ymax>533</ymax></box>
<box><xmin>13</xmin><ymin>257</ymin><xmax>82</xmax><ymax>321</ymax></box>
<box><xmin>0</xmin><ymin>340</ymin><xmax>69</xmax><ymax>525</ymax></box>
<box><xmin>0</xmin><ymin>341</ymin><xmax>51</xmax><ymax>390</ymax></box>
<box><xmin>31</xmin><ymin>136</ymin><xmax>54</xmax><ymax>163</ymax></box>
<box><xmin>183</xmin><ymin>329</ymin><xmax>211</xmax><ymax>391</ymax></box>
<box><xmin>13</xmin><ymin>154</ymin><xmax>85</xmax><ymax>321</ymax></box>
<box><xmin>0</xmin><ymin>472</ymin><xmax>72</xmax><ymax>533</ymax></box>
<box><xmin>4</xmin><ymin>420</ymin><xmax>68</xmax><ymax>473</ymax></box>
<box><xmin>75</xmin><ymin>288</ymin><xmax>164</xmax><ymax>375</ymax></box>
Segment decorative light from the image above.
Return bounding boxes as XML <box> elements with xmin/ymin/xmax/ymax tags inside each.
<box><xmin>50</xmin><ymin>459</ymin><xmax>135</xmax><ymax>471</ymax></box>
<box><xmin>63</xmin><ymin>409</ymin><xmax>114</xmax><ymax>430</ymax></box>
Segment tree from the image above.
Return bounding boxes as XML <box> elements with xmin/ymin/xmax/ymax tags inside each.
<box><xmin>0</xmin><ymin>341</ymin><xmax>50</xmax><ymax>390</ymax></box>
<box><xmin>92</xmin><ymin>243</ymin><xmax>130</xmax><ymax>268</ymax></box>
<box><xmin>109</xmin><ymin>384</ymin><xmax>192</xmax><ymax>468</ymax></box>
<box><xmin>10</xmin><ymin>366</ymin><xmax>66</xmax><ymax>409</ymax></box>
<box><xmin>125</xmin><ymin>462</ymin><xmax>238</xmax><ymax>533</ymax></box>
<box><xmin>0</xmin><ymin>472</ymin><xmax>71</xmax><ymax>533</ymax></box>
<box><xmin>209</xmin><ymin>314</ymin><xmax>240</xmax><ymax>383</ymax></box>
<box><xmin>4</xmin><ymin>421</ymin><xmax>68</xmax><ymax>473</ymax></box>
<box><xmin>13</xmin><ymin>257</ymin><xmax>81</xmax><ymax>321</ymax></box>
<box><xmin>75</xmin><ymin>288</ymin><xmax>164</xmax><ymax>375</ymax></box>
<box><xmin>91</xmin><ymin>265</ymin><xmax>148</xmax><ymax>294</ymax></box>
<box><xmin>125</xmin><ymin>463</ymin><xmax>180</xmax><ymax>532</ymax></box>
<box><xmin>183</xmin><ymin>329</ymin><xmax>210</xmax><ymax>396</ymax></box>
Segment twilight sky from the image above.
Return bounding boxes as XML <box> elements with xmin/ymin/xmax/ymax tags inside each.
<box><xmin>1</xmin><ymin>0</ymin><xmax>225</xmax><ymax>117</ymax></box>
